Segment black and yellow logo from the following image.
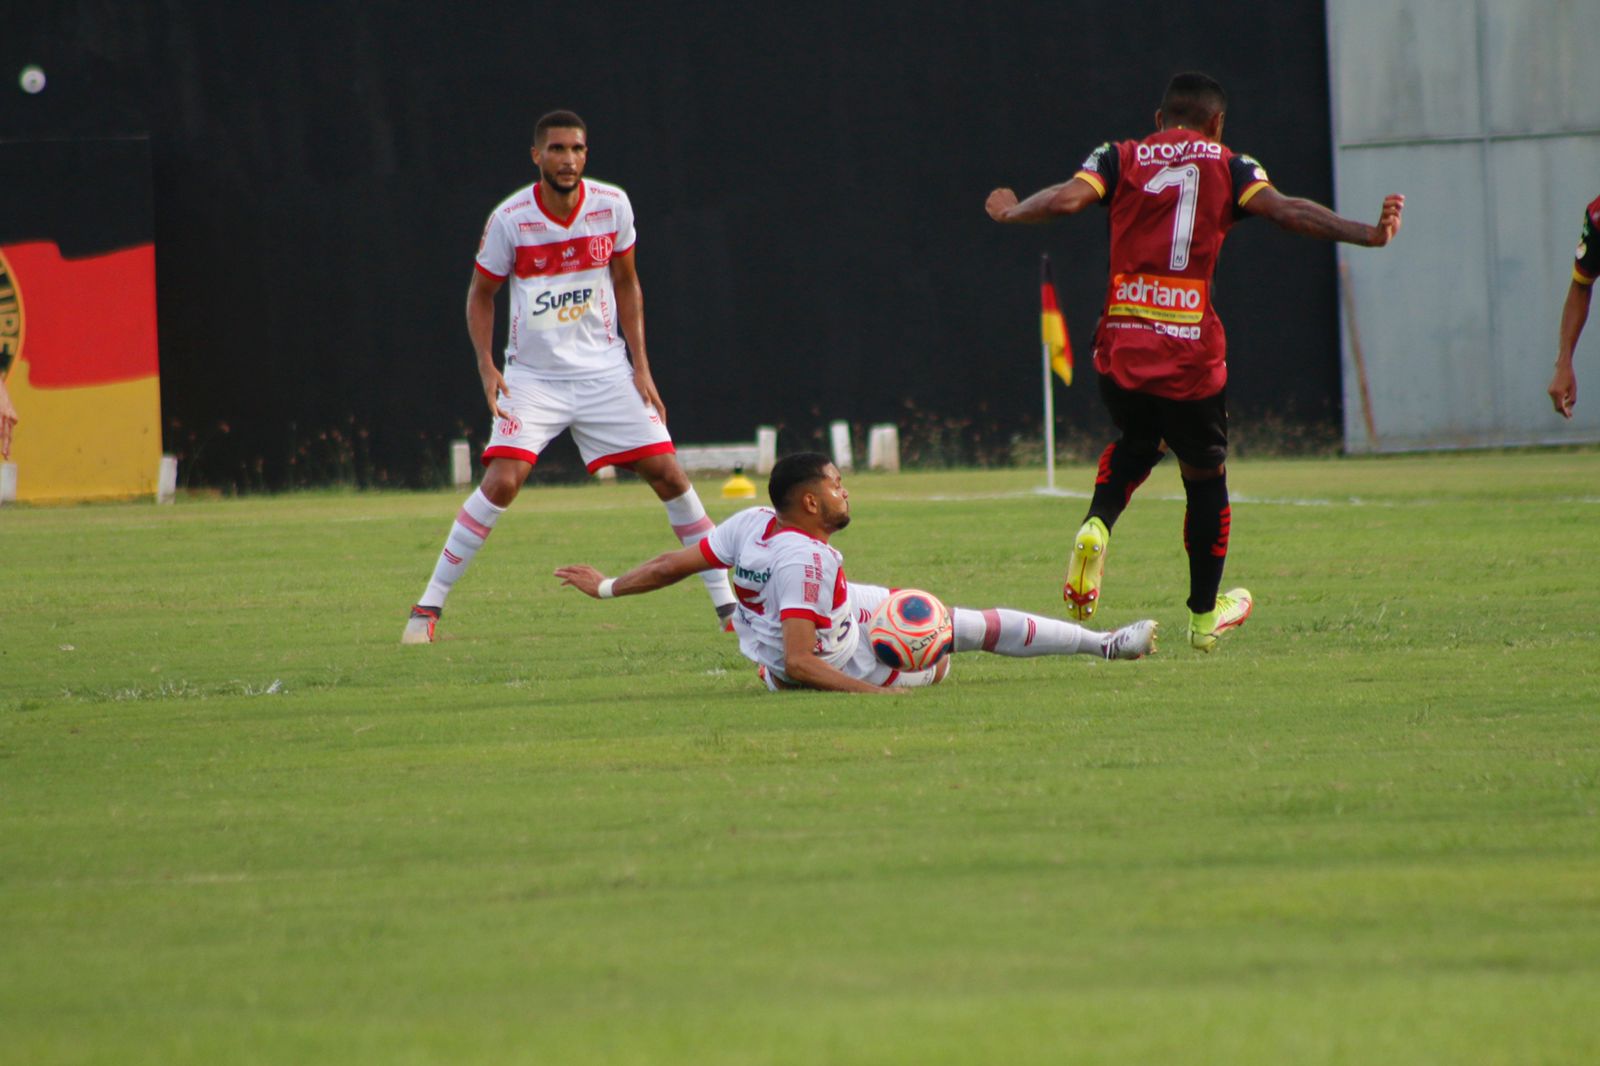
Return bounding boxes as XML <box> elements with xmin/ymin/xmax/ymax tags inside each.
<box><xmin>0</xmin><ymin>249</ymin><xmax>23</xmax><ymax>377</ymax></box>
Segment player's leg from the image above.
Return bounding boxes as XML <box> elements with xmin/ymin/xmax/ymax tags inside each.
<box><xmin>570</xmin><ymin>376</ymin><xmax>737</xmax><ymax>628</ymax></box>
<box><xmin>1166</xmin><ymin>390</ymin><xmax>1252</xmax><ymax>651</ymax></box>
<box><xmin>1065</xmin><ymin>375</ymin><xmax>1166</xmax><ymax>618</ymax></box>
<box><xmin>402</xmin><ymin>381</ymin><xmax>560</xmax><ymax>644</ymax></box>
<box><xmin>630</xmin><ymin>452</ymin><xmax>738</xmax><ymax>627</ymax></box>
<box><xmin>951</xmin><ymin>606</ymin><xmax>1157</xmax><ymax>661</ymax></box>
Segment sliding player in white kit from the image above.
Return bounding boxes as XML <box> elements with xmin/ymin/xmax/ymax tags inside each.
<box><xmin>404</xmin><ymin>110</ymin><xmax>736</xmax><ymax>643</ymax></box>
<box><xmin>556</xmin><ymin>452</ymin><xmax>1158</xmax><ymax>694</ymax></box>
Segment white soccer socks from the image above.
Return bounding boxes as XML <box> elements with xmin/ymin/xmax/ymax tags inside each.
<box><xmin>951</xmin><ymin>607</ymin><xmax>1101</xmax><ymax>658</ymax></box>
<box><xmin>419</xmin><ymin>487</ymin><xmax>506</xmax><ymax>609</ymax></box>
<box><xmin>663</xmin><ymin>488</ymin><xmax>737</xmax><ymax>614</ymax></box>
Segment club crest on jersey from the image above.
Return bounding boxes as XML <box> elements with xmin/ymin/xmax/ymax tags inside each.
<box><xmin>497</xmin><ymin>414</ymin><xmax>522</xmax><ymax>437</ymax></box>
<box><xmin>588</xmin><ymin>235</ymin><xmax>614</xmax><ymax>261</ymax></box>
<box><xmin>1108</xmin><ymin>272</ymin><xmax>1207</xmax><ymax>324</ymax></box>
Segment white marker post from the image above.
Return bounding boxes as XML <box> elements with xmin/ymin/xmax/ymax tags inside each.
<box><xmin>156</xmin><ymin>455</ymin><xmax>178</xmax><ymax>504</ymax></box>
<box><xmin>0</xmin><ymin>461</ymin><xmax>17</xmax><ymax>505</ymax></box>
<box><xmin>829</xmin><ymin>421</ymin><xmax>853</xmax><ymax>471</ymax></box>
<box><xmin>450</xmin><ymin>439</ymin><xmax>472</xmax><ymax>487</ymax></box>
<box><xmin>755</xmin><ymin>426</ymin><xmax>778</xmax><ymax>474</ymax></box>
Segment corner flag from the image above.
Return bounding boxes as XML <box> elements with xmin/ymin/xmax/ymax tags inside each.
<box><xmin>1040</xmin><ymin>254</ymin><xmax>1072</xmax><ymax>386</ymax></box>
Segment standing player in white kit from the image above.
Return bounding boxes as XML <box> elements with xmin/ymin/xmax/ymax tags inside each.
<box><xmin>403</xmin><ymin>110</ymin><xmax>736</xmax><ymax>643</ymax></box>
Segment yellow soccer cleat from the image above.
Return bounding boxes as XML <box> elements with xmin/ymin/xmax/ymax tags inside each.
<box><xmin>1064</xmin><ymin>516</ymin><xmax>1109</xmax><ymax>620</ymax></box>
<box><xmin>1189</xmin><ymin>588</ymin><xmax>1253</xmax><ymax>652</ymax></box>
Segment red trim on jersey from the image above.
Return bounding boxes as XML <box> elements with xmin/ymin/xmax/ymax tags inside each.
<box><xmin>534</xmin><ymin>181</ymin><xmax>586</xmax><ymax>228</ymax></box>
<box><xmin>612</xmin><ymin>241</ymin><xmax>635</xmax><ymax>257</ymax></box>
<box><xmin>880</xmin><ymin>670</ymin><xmax>901</xmax><ymax>687</ymax></box>
<box><xmin>475</xmin><ymin>261</ymin><xmax>508</xmax><ymax>281</ymax></box>
<box><xmin>779</xmin><ymin>607</ymin><xmax>832</xmax><ymax>628</ymax></box>
<box><xmin>761</xmin><ymin>516</ymin><xmax>817</xmax><ymax>541</ymax></box>
<box><xmin>1074</xmin><ymin>170</ymin><xmax>1107</xmax><ymax>198</ymax></box>
<box><xmin>698</xmin><ymin>538</ymin><xmax>730</xmax><ymax>569</ymax></box>
<box><xmin>482</xmin><ymin>445</ymin><xmax>540</xmax><ymax>466</ymax></box>
<box><xmin>585</xmin><ymin>441</ymin><xmax>676</xmax><ymax>473</ymax></box>
<box><xmin>512</xmin><ymin>233</ymin><xmax>619</xmax><ymax>278</ymax></box>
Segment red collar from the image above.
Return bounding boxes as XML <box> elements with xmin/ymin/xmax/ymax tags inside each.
<box><xmin>533</xmin><ymin>180</ymin><xmax>586</xmax><ymax>228</ymax></box>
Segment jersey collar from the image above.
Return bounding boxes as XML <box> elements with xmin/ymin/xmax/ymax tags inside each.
<box><xmin>533</xmin><ymin>180</ymin><xmax>586</xmax><ymax>229</ymax></box>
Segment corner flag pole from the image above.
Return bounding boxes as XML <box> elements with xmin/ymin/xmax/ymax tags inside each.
<box><xmin>1042</xmin><ymin>321</ymin><xmax>1057</xmax><ymax>492</ymax></box>
<box><xmin>1039</xmin><ymin>254</ymin><xmax>1073</xmax><ymax>492</ymax></box>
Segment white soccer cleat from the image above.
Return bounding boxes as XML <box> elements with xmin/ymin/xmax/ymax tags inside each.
<box><xmin>401</xmin><ymin>604</ymin><xmax>441</xmax><ymax>645</ymax></box>
<box><xmin>1101</xmin><ymin>619</ymin><xmax>1158</xmax><ymax>660</ymax></box>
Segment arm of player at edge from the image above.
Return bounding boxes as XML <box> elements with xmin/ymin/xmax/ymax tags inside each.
<box><xmin>1243</xmin><ymin>187</ymin><xmax>1405</xmax><ymax>248</ymax></box>
<box><xmin>610</xmin><ymin>248</ymin><xmax>668</xmax><ymax>426</ymax></box>
<box><xmin>985</xmin><ymin>177</ymin><xmax>1103</xmax><ymax>223</ymax></box>
<box><xmin>467</xmin><ymin>269</ymin><xmax>511</xmax><ymax>420</ymax></box>
<box><xmin>555</xmin><ymin>544</ymin><xmax>710</xmax><ymax>600</ymax></box>
<box><xmin>1548</xmin><ymin>279</ymin><xmax>1591</xmax><ymax>418</ymax></box>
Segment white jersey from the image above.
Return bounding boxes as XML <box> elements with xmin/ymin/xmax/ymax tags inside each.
<box><xmin>698</xmin><ymin>507</ymin><xmax>862</xmax><ymax>676</ymax></box>
<box><xmin>475</xmin><ymin>178</ymin><xmax>638</xmax><ymax>379</ymax></box>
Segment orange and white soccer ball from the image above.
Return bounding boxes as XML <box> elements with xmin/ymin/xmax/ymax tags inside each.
<box><xmin>868</xmin><ymin>588</ymin><xmax>954</xmax><ymax>672</ymax></box>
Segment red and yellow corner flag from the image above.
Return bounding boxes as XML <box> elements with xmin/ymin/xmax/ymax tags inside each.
<box><xmin>1040</xmin><ymin>254</ymin><xmax>1072</xmax><ymax>385</ymax></box>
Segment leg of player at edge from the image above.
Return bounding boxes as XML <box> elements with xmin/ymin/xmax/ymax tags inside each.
<box><xmin>952</xmin><ymin>606</ymin><xmax>1157</xmax><ymax>663</ymax></box>
<box><xmin>1064</xmin><ymin>436</ymin><xmax>1166</xmax><ymax>620</ymax></box>
<box><xmin>626</xmin><ymin>451</ymin><xmax>738</xmax><ymax>629</ymax></box>
<box><xmin>1178</xmin><ymin>459</ymin><xmax>1251</xmax><ymax>652</ymax></box>
<box><xmin>404</xmin><ymin>453</ymin><xmax>735</xmax><ymax>644</ymax></box>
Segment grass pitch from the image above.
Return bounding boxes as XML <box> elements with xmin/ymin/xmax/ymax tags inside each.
<box><xmin>3</xmin><ymin>451</ymin><xmax>1599</xmax><ymax>1064</ymax></box>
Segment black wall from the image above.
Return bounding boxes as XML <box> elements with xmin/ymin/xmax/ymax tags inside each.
<box><xmin>3</xmin><ymin>1</ymin><xmax>1339</xmax><ymax>488</ymax></box>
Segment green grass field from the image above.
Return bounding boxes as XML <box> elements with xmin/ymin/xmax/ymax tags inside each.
<box><xmin>3</xmin><ymin>451</ymin><xmax>1599</xmax><ymax>1064</ymax></box>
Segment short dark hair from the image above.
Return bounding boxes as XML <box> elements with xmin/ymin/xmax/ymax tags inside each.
<box><xmin>768</xmin><ymin>452</ymin><xmax>833</xmax><ymax>512</ymax></box>
<box><xmin>1160</xmin><ymin>72</ymin><xmax>1227</xmax><ymax>128</ymax></box>
<box><xmin>534</xmin><ymin>110</ymin><xmax>587</xmax><ymax>146</ymax></box>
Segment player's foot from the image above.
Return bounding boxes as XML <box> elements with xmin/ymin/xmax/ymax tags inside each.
<box><xmin>716</xmin><ymin>603</ymin><xmax>736</xmax><ymax>633</ymax></box>
<box><xmin>401</xmin><ymin>604</ymin><xmax>442</xmax><ymax>645</ymax></box>
<box><xmin>1101</xmin><ymin>619</ymin><xmax>1158</xmax><ymax>660</ymax></box>
<box><xmin>1188</xmin><ymin>588</ymin><xmax>1253</xmax><ymax>652</ymax></box>
<box><xmin>1064</xmin><ymin>516</ymin><xmax>1109</xmax><ymax>620</ymax></box>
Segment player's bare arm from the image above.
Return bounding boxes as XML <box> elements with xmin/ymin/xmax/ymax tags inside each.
<box><xmin>779</xmin><ymin>617</ymin><xmax>907</xmax><ymax>695</ymax></box>
<box><xmin>1245</xmin><ymin>188</ymin><xmax>1405</xmax><ymax>247</ymax></box>
<box><xmin>555</xmin><ymin>543</ymin><xmax>711</xmax><ymax>599</ymax></box>
<box><xmin>467</xmin><ymin>269</ymin><xmax>510</xmax><ymax>419</ymax></box>
<box><xmin>609</xmin><ymin>247</ymin><xmax>667</xmax><ymax>425</ymax></box>
<box><xmin>985</xmin><ymin>177</ymin><xmax>1101</xmax><ymax>223</ymax></box>
<box><xmin>1549</xmin><ymin>279</ymin><xmax>1592</xmax><ymax>418</ymax></box>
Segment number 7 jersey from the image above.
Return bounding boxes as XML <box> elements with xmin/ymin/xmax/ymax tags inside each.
<box><xmin>1074</xmin><ymin>128</ymin><xmax>1273</xmax><ymax>401</ymax></box>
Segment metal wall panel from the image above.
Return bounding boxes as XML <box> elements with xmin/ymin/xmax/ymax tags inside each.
<box><xmin>1328</xmin><ymin>0</ymin><xmax>1600</xmax><ymax>451</ymax></box>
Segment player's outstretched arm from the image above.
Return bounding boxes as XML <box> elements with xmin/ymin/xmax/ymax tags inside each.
<box><xmin>986</xmin><ymin>177</ymin><xmax>1101</xmax><ymax>224</ymax></box>
<box><xmin>1245</xmin><ymin>187</ymin><xmax>1405</xmax><ymax>247</ymax></box>
<box><xmin>1549</xmin><ymin>279</ymin><xmax>1592</xmax><ymax>418</ymax></box>
<box><xmin>467</xmin><ymin>270</ymin><xmax>511</xmax><ymax>420</ymax></box>
<box><xmin>779</xmin><ymin>617</ymin><xmax>907</xmax><ymax>695</ymax></box>
<box><xmin>555</xmin><ymin>544</ymin><xmax>712</xmax><ymax>600</ymax></box>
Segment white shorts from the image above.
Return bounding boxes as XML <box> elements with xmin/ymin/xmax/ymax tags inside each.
<box><xmin>755</xmin><ymin>582</ymin><xmax>948</xmax><ymax>692</ymax></box>
<box><xmin>482</xmin><ymin>367</ymin><xmax>675</xmax><ymax>473</ymax></box>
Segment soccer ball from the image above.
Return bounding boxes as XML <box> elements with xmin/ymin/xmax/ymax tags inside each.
<box><xmin>868</xmin><ymin>588</ymin><xmax>954</xmax><ymax>671</ymax></box>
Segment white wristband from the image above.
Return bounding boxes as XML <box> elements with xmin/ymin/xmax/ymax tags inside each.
<box><xmin>597</xmin><ymin>578</ymin><xmax>617</xmax><ymax>599</ymax></box>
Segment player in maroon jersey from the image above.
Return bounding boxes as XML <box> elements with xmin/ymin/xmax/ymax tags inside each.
<box><xmin>986</xmin><ymin>72</ymin><xmax>1404</xmax><ymax>651</ymax></box>
<box><xmin>1547</xmin><ymin>195</ymin><xmax>1600</xmax><ymax>418</ymax></box>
